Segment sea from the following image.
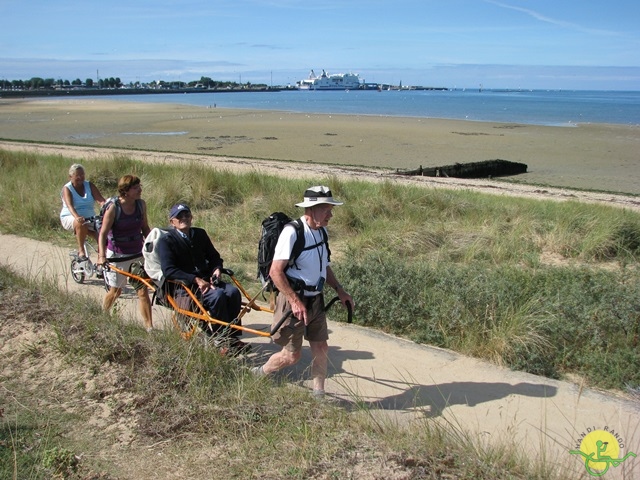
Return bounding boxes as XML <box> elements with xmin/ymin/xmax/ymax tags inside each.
<box><xmin>101</xmin><ymin>89</ymin><xmax>640</xmax><ymax>127</ymax></box>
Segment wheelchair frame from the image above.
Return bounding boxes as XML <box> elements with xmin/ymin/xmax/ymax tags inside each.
<box><xmin>105</xmin><ymin>261</ymin><xmax>351</xmax><ymax>341</ymax></box>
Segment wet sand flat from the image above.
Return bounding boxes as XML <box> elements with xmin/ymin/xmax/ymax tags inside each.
<box><xmin>1</xmin><ymin>98</ymin><xmax>639</xmax><ymax>194</ymax></box>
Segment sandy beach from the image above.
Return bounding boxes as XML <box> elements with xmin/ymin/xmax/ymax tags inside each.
<box><xmin>1</xmin><ymin>97</ymin><xmax>639</xmax><ymax>195</ymax></box>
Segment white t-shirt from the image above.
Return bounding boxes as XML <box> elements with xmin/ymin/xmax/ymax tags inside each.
<box><xmin>273</xmin><ymin>217</ymin><xmax>329</xmax><ymax>295</ymax></box>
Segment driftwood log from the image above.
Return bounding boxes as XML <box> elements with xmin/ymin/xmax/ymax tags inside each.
<box><xmin>394</xmin><ymin>159</ymin><xmax>527</xmax><ymax>178</ymax></box>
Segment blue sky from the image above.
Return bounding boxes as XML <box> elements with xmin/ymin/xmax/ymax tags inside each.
<box><xmin>1</xmin><ymin>0</ymin><xmax>639</xmax><ymax>90</ymax></box>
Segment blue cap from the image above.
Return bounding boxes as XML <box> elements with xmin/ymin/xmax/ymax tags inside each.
<box><xmin>169</xmin><ymin>203</ymin><xmax>191</xmax><ymax>219</ymax></box>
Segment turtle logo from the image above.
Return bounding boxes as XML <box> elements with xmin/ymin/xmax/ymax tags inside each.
<box><xmin>570</xmin><ymin>429</ymin><xmax>636</xmax><ymax>476</ymax></box>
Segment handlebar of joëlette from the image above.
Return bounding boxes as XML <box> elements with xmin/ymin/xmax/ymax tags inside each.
<box><xmin>102</xmin><ymin>253</ymin><xmax>144</xmax><ymax>265</ymax></box>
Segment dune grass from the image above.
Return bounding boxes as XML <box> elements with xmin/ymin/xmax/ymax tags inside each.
<box><xmin>1</xmin><ymin>266</ymin><xmax>571</xmax><ymax>479</ymax></box>
<box><xmin>2</xmin><ymin>147</ymin><xmax>639</xmax><ymax>478</ymax></box>
<box><xmin>1</xmin><ymin>147</ymin><xmax>640</xmax><ymax>392</ymax></box>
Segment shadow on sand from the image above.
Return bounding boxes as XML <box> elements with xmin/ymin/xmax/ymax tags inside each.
<box><xmin>249</xmin><ymin>337</ymin><xmax>557</xmax><ymax>418</ymax></box>
<box><xmin>344</xmin><ymin>375</ymin><xmax>557</xmax><ymax>418</ymax></box>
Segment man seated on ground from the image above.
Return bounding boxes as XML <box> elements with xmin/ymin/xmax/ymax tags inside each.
<box><xmin>155</xmin><ymin>203</ymin><xmax>248</xmax><ymax>354</ymax></box>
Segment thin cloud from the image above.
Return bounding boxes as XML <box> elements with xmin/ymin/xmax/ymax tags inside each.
<box><xmin>250</xmin><ymin>44</ymin><xmax>290</xmax><ymax>50</ymax></box>
<box><xmin>485</xmin><ymin>0</ymin><xmax>621</xmax><ymax>36</ymax></box>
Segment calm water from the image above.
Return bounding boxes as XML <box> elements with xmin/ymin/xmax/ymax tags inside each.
<box><xmin>105</xmin><ymin>89</ymin><xmax>640</xmax><ymax>127</ymax></box>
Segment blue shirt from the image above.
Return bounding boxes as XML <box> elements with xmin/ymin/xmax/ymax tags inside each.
<box><xmin>60</xmin><ymin>181</ymin><xmax>96</xmax><ymax>219</ymax></box>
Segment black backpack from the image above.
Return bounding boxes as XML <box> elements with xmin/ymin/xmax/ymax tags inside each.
<box><xmin>257</xmin><ymin>212</ymin><xmax>329</xmax><ymax>291</ymax></box>
<box><xmin>94</xmin><ymin>196</ymin><xmax>143</xmax><ymax>243</ymax></box>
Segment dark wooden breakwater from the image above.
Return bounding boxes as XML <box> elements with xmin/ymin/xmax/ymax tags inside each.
<box><xmin>394</xmin><ymin>159</ymin><xmax>527</xmax><ymax>179</ymax></box>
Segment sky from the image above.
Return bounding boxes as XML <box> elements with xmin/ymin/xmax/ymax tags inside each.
<box><xmin>1</xmin><ymin>0</ymin><xmax>639</xmax><ymax>91</ymax></box>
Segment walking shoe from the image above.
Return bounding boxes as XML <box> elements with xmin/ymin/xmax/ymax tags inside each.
<box><xmin>77</xmin><ymin>256</ymin><xmax>89</xmax><ymax>272</ymax></box>
<box><xmin>250</xmin><ymin>365</ymin><xmax>266</xmax><ymax>377</ymax></box>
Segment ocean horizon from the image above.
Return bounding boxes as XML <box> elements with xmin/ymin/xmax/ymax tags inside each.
<box><xmin>93</xmin><ymin>89</ymin><xmax>640</xmax><ymax>127</ymax></box>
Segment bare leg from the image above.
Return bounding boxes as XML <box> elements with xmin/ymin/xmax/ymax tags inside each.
<box><xmin>75</xmin><ymin>223</ymin><xmax>90</xmax><ymax>257</ymax></box>
<box><xmin>103</xmin><ymin>287</ymin><xmax>122</xmax><ymax>311</ymax></box>
<box><xmin>309</xmin><ymin>340</ymin><xmax>329</xmax><ymax>392</ymax></box>
<box><xmin>137</xmin><ymin>287</ymin><xmax>153</xmax><ymax>330</ymax></box>
<box><xmin>262</xmin><ymin>349</ymin><xmax>301</xmax><ymax>374</ymax></box>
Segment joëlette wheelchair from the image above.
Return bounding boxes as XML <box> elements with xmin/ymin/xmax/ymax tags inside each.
<box><xmin>104</xmin><ymin>259</ymin><xmax>352</xmax><ymax>345</ymax></box>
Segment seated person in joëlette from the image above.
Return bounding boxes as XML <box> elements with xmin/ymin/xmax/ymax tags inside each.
<box><xmin>155</xmin><ymin>203</ymin><xmax>249</xmax><ymax>354</ymax></box>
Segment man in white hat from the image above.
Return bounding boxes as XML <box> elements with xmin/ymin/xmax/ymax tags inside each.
<box><xmin>252</xmin><ymin>186</ymin><xmax>354</xmax><ymax>398</ymax></box>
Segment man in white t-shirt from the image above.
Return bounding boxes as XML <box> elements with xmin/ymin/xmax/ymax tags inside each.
<box><xmin>252</xmin><ymin>186</ymin><xmax>354</xmax><ymax>398</ymax></box>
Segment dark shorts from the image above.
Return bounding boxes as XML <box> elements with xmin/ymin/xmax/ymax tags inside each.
<box><xmin>128</xmin><ymin>260</ymin><xmax>150</xmax><ymax>291</ymax></box>
<box><xmin>271</xmin><ymin>293</ymin><xmax>327</xmax><ymax>352</ymax></box>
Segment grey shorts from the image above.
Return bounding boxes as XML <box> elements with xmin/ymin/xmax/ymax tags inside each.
<box><xmin>271</xmin><ymin>293</ymin><xmax>328</xmax><ymax>352</ymax></box>
<box><xmin>105</xmin><ymin>251</ymin><xmax>147</xmax><ymax>291</ymax></box>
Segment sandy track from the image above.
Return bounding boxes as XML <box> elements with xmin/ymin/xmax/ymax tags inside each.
<box><xmin>2</xmin><ymin>230</ymin><xmax>640</xmax><ymax>479</ymax></box>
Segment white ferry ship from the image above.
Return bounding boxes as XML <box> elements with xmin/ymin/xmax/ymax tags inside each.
<box><xmin>297</xmin><ymin>69</ymin><xmax>362</xmax><ymax>90</ymax></box>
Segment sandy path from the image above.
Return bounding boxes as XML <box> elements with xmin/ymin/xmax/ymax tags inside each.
<box><xmin>2</xmin><ymin>231</ymin><xmax>639</xmax><ymax>479</ymax></box>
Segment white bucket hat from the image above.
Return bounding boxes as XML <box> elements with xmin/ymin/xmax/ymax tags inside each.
<box><xmin>295</xmin><ymin>185</ymin><xmax>344</xmax><ymax>208</ymax></box>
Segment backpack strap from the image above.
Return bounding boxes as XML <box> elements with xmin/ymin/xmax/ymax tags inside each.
<box><xmin>109</xmin><ymin>198</ymin><xmax>145</xmax><ymax>244</ymax></box>
<box><xmin>113</xmin><ymin>197</ymin><xmax>121</xmax><ymax>223</ymax></box>
<box><xmin>288</xmin><ymin>219</ymin><xmax>306</xmax><ymax>267</ymax></box>
<box><xmin>113</xmin><ymin>198</ymin><xmax>143</xmax><ymax>224</ymax></box>
<box><xmin>288</xmin><ymin>220</ymin><xmax>330</xmax><ymax>270</ymax></box>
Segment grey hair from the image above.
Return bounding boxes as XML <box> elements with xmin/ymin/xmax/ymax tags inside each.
<box><xmin>68</xmin><ymin>163</ymin><xmax>85</xmax><ymax>176</ymax></box>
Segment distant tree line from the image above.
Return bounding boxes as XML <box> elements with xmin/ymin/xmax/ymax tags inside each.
<box><xmin>0</xmin><ymin>76</ymin><xmax>270</xmax><ymax>91</ymax></box>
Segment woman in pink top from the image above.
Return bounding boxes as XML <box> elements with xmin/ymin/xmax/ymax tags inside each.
<box><xmin>98</xmin><ymin>175</ymin><xmax>153</xmax><ymax>331</ymax></box>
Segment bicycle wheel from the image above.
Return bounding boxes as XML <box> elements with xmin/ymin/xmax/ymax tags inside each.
<box><xmin>70</xmin><ymin>259</ymin><xmax>85</xmax><ymax>283</ymax></box>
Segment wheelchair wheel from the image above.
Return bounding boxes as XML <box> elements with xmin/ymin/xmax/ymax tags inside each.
<box><xmin>70</xmin><ymin>259</ymin><xmax>85</xmax><ymax>283</ymax></box>
<box><xmin>172</xmin><ymin>312</ymin><xmax>199</xmax><ymax>340</ymax></box>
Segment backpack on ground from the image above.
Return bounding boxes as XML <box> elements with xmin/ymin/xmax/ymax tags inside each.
<box><xmin>256</xmin><ymin>212</ymin><xmax>328</xmax><ymax>292</ymax></box>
